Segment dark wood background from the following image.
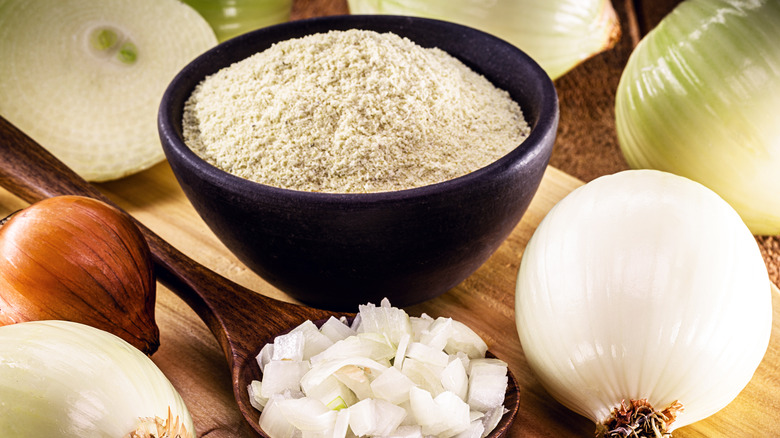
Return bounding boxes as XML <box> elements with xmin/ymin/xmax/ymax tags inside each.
<box><xmin>289</xmin><ymin>0</ymin><xmax>780</xmax><ymax>288</ymax></box>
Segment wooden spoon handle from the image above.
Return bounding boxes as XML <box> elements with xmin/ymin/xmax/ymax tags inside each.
<box><xmin>0</xmin><ymin>117</ymin><xmax>106</xmax><ymax>202</ymax></box>
<box><xmin>0</xmin><ymin>116</ymin><xmax>329</xmax><ymax>363</ymax></box>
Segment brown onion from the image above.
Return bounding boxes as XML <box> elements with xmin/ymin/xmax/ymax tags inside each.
<box><xmin>0</xmin><ymin>195</ymin><xmax>158</xmax><ymax>354</ymax></box>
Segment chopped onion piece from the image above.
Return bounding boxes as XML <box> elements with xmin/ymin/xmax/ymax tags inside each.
<box><xmin>408</xmin><ymin>387</ymin><xmax>438</xmax><ymax>432</ymax></box>
<box><xmin>301</xmin><ymin>357</ymin><xmax>388</xmax><ymax>391</ymax></box>
<box><xmin>320</xmin><ymin>316</ymin><xmax>358</xmax><ymax>343</ymax></box>
<box><xmin>386</xmin><ymin>425</ymin><xmax>424</xmax><ymax>438</ymax></box>
<box><xmin>423</xmin><ymin>318</ymin><xmax>488</xmax><ymax>359</ymax></box>
<box><xmin>250</xmin><ymin>300</ymin><xmax>507</xmax><ymax>438</ymax></box>
<box><xmin>311</xmin><ymin>333</ymin><xmax>395</xmax><ymax>364</ymax></box>
<box><xmin>272</xmin><ymin>331</ymin><xmax>305</xmax><ymax>361</ymax></box>
<box><xmin>248</xmin><ymin>380</ymin><xmax>268</xmax><ymax>410</ymax></box>
<box><xmin>350</xmin><ymin>313</ymin><xmax>362</xmax><ymax>331</ymax></box>
<box><xmin>469</xmin><ymin>358</ymin><xmax>508</xmax><ymax>375</ymax></box>
<box><xmin>261</xmin><ymin>360</ymin><xmax>310</xmax><ymax>398</ymax></box>
<box><xmin>402</xmin><ymin>358</ymin><xmax>445</xmax><ymax>396</ymax></box>
<box><xmin>406</xmin><ymin>342</ymin><xmax>450</xmax><ymax>368</ymax></box>
<box><xmin>292</xmin><ymin>320</ymin><xmax>335</xmax><ymax>360</ymax></box>
<box><xmin>348</xmin><ymin>398</ymin><xmax>407</xmax><ymax>436</ymax></box>
<box><xmin>257</xmin><ymin>342</ymin><xmax>275</xmax><ymax>372</ymax></box>
<box><xmin>433</xmin><ymin>392</ymin><xmax>471</xmax><ymax>437</ymax></box>
<box><xmin>410</xmin><ymin>314</ymin><xmax>435</xmax><ymax>343</ymax></box>
<box><xmin>356</xmin><ymin>298</ymin><xmax>413</xmax><ymax>346</ymax></box>
<box><xmin>409</xmin><ymin>388</ymin><xmax>470</xmax><ymax>437</ymax></box>
<box><xmin>467</xmin><ymin>360</ymin><xmax>509</xmax><ymax>412</ymax></box>
<box><xmin>393</xmin><ymin>333</ymin><xmax>411</xmax><ymax>370</ymax></box>
<box><xmin>326</xmin><ymin>397</ymin><xmax>348</xmax><ymax>411</ymax></box>
<box><xmin>455</xmin><ymin>419</ymin><xmax>485</xmax><ymax>438</ymax></box>
<box><xmin>260</xmin><ymin>394</ymin><xmax>299</xmax><ymax>438</ymax></box>
<box><xmin>334</xmin><ymin>365</ymin><xmax>374</xmax><ymax>400</ymax></box>
<box><xmin>304</xmin><ymin>375</ymin><xmax>358</xmax><ymax>411</ymax></box>
<box><xmin>479</xmin><ymin>407</ymin><xmax>508</xmax><ymax>438</ymax></box>
<box><xmin>440</xmin><ymin>359</ymin><xmax>469</xmax><ymax>401</ymax></box>
<box><xmin>333</xmin><ymin>409</ymin><xmax>351</xmax><ymax>438</ymax></box>
<box><xmin>277</xmin><ymin>398</ymin><xmax>337</xmax><ymax>432</ymax></box>
<box><xmin>370</xmin><ymin>366</ymin><xmax>416</xmax><ymax>404</ymax></box>
<box><xmin>418</xmin><ymin>317</ymin><xmax>451</xmax><ymax>351</ymax></box>
<box><xmin>451</xmin><ymin>352</ymin><xmax>471</xmax><ymax>376</ymax></box>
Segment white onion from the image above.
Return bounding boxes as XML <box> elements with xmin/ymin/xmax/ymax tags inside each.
<box><xmin>615</xmin><ymin>0</ymin><xmax>780</xmax><ymax>234</ymax></box>
<box><xmin>515</xmin><ymin>170</ymin><xmax>772</xmax><ymax>436</ymax></box>
<box><xmin>348</xmin><ymin>398</ymin><xmax>407</xmax><ymax>436</ymax></box>
<box><xmin>347</xmin><ymin>0</ymin><xmax>621</xmax><ymax>80</ymax></box>
<box><xmin>0</xmin><ymin>0</ymin><xmax>217</xmax><ymax>181</ymax></box>
<box><xmin>250</xmin><ymin>299</ymin><xmax>508</xmax><ymax>438</ymax></box>
<box><xmin>0</xmin><ymin>320</ymin><xmax>194</xmax><ymax>437</ymax></box>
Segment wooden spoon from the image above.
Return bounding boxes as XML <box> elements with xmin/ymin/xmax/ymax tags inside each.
<box><xmin>0</xmin><ymin>115</ymin><xmax>520</xmax><ymax>437</ymax></box>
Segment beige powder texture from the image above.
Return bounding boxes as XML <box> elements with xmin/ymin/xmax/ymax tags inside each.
<box><xmin>182</xmin><ymin>29</ymin><xmax>529</xmax><ymax>193</ymax></box>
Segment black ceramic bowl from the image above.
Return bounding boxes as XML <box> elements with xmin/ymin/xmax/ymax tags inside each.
<box><xmin>159</xmin><ymin>15</ymin><xmax>558</xmax><ymax>311</ymax></box>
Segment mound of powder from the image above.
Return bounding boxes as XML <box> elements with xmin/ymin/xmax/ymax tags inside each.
<box><xmin>182</xmin><ymin>29</ymin><xmax>530</xmax><ymax>193</ymax></box>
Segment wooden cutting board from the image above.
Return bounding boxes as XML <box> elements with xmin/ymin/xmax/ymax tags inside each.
<box><xmin>0</xmin><ymin>162</ymin><xmax>777</xmax><ymax>437</ymax></box>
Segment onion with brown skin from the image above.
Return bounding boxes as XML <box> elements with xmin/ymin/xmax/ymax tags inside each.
<box><xmin>0</xmin><ymin>195</ymin><xmax>158</xmax><ymax>354</ymax></box>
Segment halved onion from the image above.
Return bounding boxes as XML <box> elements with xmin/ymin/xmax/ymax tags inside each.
<box><xmin>347</xmin><ymin>0</ymin><xmax>621</xmax><ymax>80</ymax></box>
<box><xmin>0</xmin><ymin>0</ymin><xmax>217</xmax><ymax>181</ymax></box>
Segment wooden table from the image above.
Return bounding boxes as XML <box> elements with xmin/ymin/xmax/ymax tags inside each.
<box><xmin>3</xmin><ymin>162</ymin><xmax>778</xmax><ymax>438</ymax></box>
<box><xmin>2</xmin><ymin>0</ymin><xmax>779</xmax><ymax>436</ymax></box>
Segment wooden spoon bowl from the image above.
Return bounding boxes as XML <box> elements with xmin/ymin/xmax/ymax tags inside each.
<box><xmin>0</xmin><ymin>116</ymin><xmax>520</xmax><ymax>437</ymax></box>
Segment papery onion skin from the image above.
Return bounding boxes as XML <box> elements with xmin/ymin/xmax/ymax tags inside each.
<box><xmin>347</xmin><ymin>0</ymin><xmax>621</xmax><ymax>80</ymax></box>
<box><xmin>0</xmin><ymin>320</ymin><xmax>194</xmax><ymax>437</ymax></box>
<box><xmin>0</xmin><ymin>196</ymin><xmax>158</xmax><ymax>355</ymax></box>
<box><xmin>515</xmin><ymin>170</ymin><xmax>771</xmax><ymax>433</ymax></box>
<box><xmin>615</xmin><ymin>0</ymin><xmax>780</xmax><ymax>235</ymax></box>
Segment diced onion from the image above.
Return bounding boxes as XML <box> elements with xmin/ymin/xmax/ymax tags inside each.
<box><xmin>249</xmin><ymin>299</ymin><xmax>508</xmax><ymax>438</ymax></box>
<box><xmin>348</xmin><ymin>398</ymin><xmax>407</xmax><ymax>436</ymax></box>
<box><xmin>320</xmin><ymin>316</ymin><xmax>358</xmax><ymax>342</ymax></box>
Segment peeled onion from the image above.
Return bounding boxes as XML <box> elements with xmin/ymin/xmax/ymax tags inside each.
<box><xmin>615</xmin><ymin>0</ymin><xmax>780</xmax><ymax>234</ymax></box>
<box><xmin>347</xmin><ymin>0</ymin><xmax>621</xmax><ymax>80</ymax></box>
<box><xmin>515</xmin><ymin>170</ymin><xmax>771</xmax><ymax>436</ymax></box>
<box><xmin>0</xmin><ymin>320</ymin><xmax>194</xmax><ymax>437</ymax></box>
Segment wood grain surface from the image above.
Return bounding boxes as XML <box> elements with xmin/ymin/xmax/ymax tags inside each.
<box><xmin>2</xmin><ymin>162</ymin><xmax>778</xmax><ymax>437</ymax></box>
<box><xmin>1</xmin><ymin>0</ymin><xmax>778</xmax><ymax>437</ymax></box>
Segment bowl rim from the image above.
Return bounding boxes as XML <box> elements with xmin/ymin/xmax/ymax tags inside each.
<box><xmin>158</xmin><ymin>14</ymin><xmax>559</xmax><ymax>205</ymax></box>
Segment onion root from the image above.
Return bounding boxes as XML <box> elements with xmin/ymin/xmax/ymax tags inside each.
<box><xmin>598</xmin><ymin>399</ymin><xmax>683</xmax><ymax>438</ymax></box>
<box><xmin>126</xmin><ymin>407</ymin><xmax>192</xmax><ymax>438</ymax></box>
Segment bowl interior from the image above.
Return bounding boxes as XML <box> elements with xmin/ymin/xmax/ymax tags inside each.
<box><xmin>161</xmin><ymin>15</ymin><xmax>557</xmax><ymax>184</ymax></box>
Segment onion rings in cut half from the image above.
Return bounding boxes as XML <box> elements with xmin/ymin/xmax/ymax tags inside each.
<box><xmin>0</xmin><ymin>0</ymin><xmax>217</xmax><ymax>181</ymax></box>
